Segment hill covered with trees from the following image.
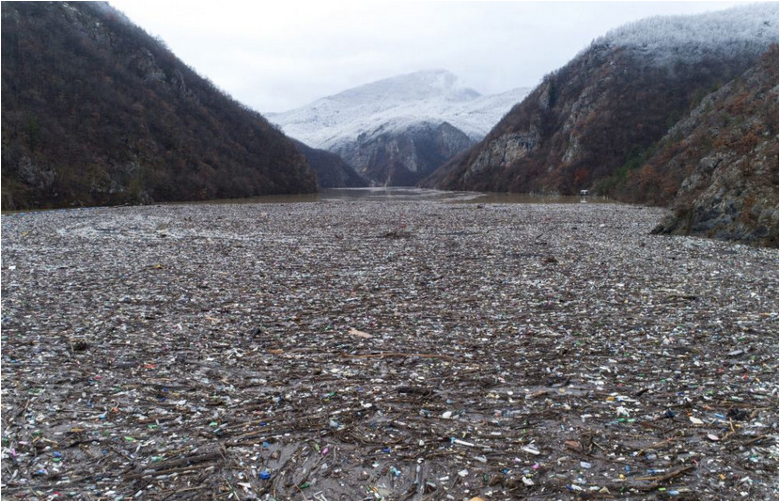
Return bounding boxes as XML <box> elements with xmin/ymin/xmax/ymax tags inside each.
<box><xmin>292</xmin><ymin>140</ymin><xmax>368</xmax><ymax>188</ymax></box>
<box><xmin>1</xmin><ymin>2</ymin><xmax>317</xmax><ymax>210</ymax></box>
<box><xmin>649</xmin><ymin>45</ymin><xmax>778</xmax><ymax>246</ymax></box>
<box><xmin>420</xmin><ymin>4</ymin><xmax>778</xmax><ymax>245</ymax></box>
<box><xmin>423</xmin><ymin>4</ymin><xmax>777</xmax><ymax>194</ymax></box>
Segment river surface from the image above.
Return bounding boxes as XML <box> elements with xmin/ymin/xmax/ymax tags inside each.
<box><xmin>1</xmin><ymin>188</ymin><xmax>618</xmax><ymax>215</ymax></box>
<box><xmin>320</xmin><ymin>187</ymin><xmax>596</xmax><ymax>204</ymax></box>
<box><xmin>181</xmin><ymin>187</ymin><xmax>619</xmax><ymax>206</ymax></box>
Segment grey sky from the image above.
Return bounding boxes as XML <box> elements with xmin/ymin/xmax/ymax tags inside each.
<box><xmin>108</xmin><ymin>1</ymin><xmax>757</xmax><ymax>113</ymax></box>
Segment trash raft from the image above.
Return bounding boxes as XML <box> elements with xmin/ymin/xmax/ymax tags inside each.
<box><xmin>1</xmin><ymin>200</ymin><xmax>778</xmax><ymax>500</ymax></box>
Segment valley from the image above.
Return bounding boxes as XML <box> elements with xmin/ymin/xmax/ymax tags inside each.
<box><xmin>0</xmin><ymin>2</ymin><xmax>779</xmax><ymax>501</ymax></box>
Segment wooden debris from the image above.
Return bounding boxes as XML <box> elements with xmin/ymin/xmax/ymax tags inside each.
<box><xmin>1</xmin><ymin>194</ymin><xmax>777</xmax><ymax>500</ymax></box>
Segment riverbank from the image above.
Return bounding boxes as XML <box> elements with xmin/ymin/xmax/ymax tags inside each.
<box><xmin>1</xmin><ymin>199</ymin><xmax>778</xmax><ymax>500</ymax></box>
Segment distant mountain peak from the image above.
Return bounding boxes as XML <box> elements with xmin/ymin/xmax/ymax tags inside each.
<box><xmin>326</xmin><ymin>68</ymin><xmax>480</xmax><ymax>106</ymax></box>
<box><xmin>268</xmin><ymin>70</ymin><xmax>529</xmax><ymax>150</ymax></box>
<box><xmin>266</xmin><ymin>70</ymin><xmax>530</xmax><ymax>186</ymax></box>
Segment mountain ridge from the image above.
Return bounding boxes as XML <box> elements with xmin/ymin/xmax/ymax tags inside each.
<box><xmin>268</xmin><ymin>69</ymin><xmax>531</xmax><ymax>147</ymax></box>
<box><xmin>292</xmin><ymin>140</ymin><xmax>368</xmax><ymax>188</ymax></box>
<box><xmin>421</xmin><ymin>3</ymin><xmax>778</xmax><ymax>197</ymax></box>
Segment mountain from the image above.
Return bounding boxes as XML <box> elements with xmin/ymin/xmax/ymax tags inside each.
<box><xmin>1</xmin><ymin>2</ymin><xmax>317</xmax><ymax>210</ymax></box>
<box><xmin>268</xmin><ymin>70</ymin><xmax>531</xmax><ymax>186</ymax></box>
<box><xmin>421</xmin><ymin>3</ymin><xmax>778</xmax><ymax>200</ymax></box>
<box><xmin>649</xmin><ymin>45</ymin><xmax>778</xmax><ymax>247</ymax></box>
<box><xmin>337</xmin><ymin>120</ymin><xmax>474</xmax><ymax>187</ymax></box>
<box><xmin>292</xmin><ymin>140</ymin><xmax>368</xmax><ymax>188</ymax></box>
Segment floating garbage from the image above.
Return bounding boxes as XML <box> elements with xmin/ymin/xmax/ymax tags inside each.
<box><xmin>522</xmin><ymin>445</ymin><xmax>541</xmax><ymax>455</ymax></box>
<box><xmin>0</xmin><ymin>199</ymin><xmax>777</xmax><ymax>500</ymax></box>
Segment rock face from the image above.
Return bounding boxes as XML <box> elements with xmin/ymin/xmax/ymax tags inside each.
<box><xmin>1</xmin><ymin>2</ymin><xmax>317</xmax><ymax>210</ymax></box>
<box><xmin>268</xmin><ymin>70</ymin><xmax>530</xmax><ymax>186</ymax></box>
<box><xmin>421</xmin><ymin>4</ymin><xmax>779</xmax><ymax>197</ymax></box>
<box><xmin>292</xmin><ymin>141</ymin><xmax>368</xmax><ymax>188</ymax></box>
<box><xmin>335</xmin><ymin>121</ymin><xmax>473</xmax><ymax>187</ymax></box>
<box><xmin>650</xmin><ymin>46</ymin><xmax>778</xmax><ymax>247</ymax></box>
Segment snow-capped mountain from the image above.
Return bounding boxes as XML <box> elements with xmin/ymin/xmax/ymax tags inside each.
<box><xmin>267</xmin><ymin>70</ymin><xmax>530</xmax><ymax>185</ymax></box>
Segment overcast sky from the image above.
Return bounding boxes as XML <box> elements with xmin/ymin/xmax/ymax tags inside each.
<box><xmin>109</xmin><ymin>1</ymin><xmax>757</xmax><ymax>113</ymax></box>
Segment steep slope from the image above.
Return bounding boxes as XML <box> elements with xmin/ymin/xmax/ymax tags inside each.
<box><xmin>292</xmin><ymin>140</ymin><xmax>368</xmax><ymax>188</ymax></box>
<box><xmin>648</xmin><ymin>45</ymin><xmax>778</xmax><ymax>246</ymax></box>
<box><xmin>337</xmin><ymin>121</ymin><xmax>472</xmax><ymax>187</ymax></box>
<box><xmin>268</xmin><ymin>70</ymin><xmax>531</xmax><ymax>186</ymax></box>
<box><xmin>1</xmin><ymin>2</ymin><xmax>317</xmax><ymax>210</ymax></box>
<box><xmin>422</xmin><ymin>3</ymin><xmax>778</xmax><ymax>197</ymax></box>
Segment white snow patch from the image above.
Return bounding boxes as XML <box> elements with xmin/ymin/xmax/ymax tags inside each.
<box><xmin>590</xmin><ymin>3</ymin><xmax>778</xmax><ymax>64</ymax></box>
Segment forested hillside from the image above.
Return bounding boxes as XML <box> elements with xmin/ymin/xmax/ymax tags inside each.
<box><xmin>293</xmin><ymin>140</ymin><xmax>368</xmax><ymax>188</ymax></box>
<box><xmin>1</xmin><ymin>2</ymin><xmax>317</xmax><ymax>210</ymax></box>
<box><xmin>422</xmin><ymin>4</ymin><xmax>778</xmax><ymax>198</ymax></box>
<box><xmin>649</xmin><ymin>46</ymin><xmax>778</xmax><ymax>246</ymax></box>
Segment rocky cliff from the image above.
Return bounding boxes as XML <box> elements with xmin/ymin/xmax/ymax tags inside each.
<box><xmin>649</xmin><ymin>46</ymin><xmax>778</xmax><ymax>247</ymax></box>
<box><xmin>1</xmin><ymin>2</ymin><xmax>317</xmax><ymax>210</ymax></box>
<box><xmin>421</xmin><ymin>4</ymin><xmax>778</xmax><ymax>198</ymax></box>
<box><xmin>334</xmin><ymin>121</ymin><xmax>473</xmax><ymax>187</ymax></box>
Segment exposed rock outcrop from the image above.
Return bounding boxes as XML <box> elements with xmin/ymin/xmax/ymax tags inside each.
<box><xmin>335</xmin><ymin>121</ymin><xmax>473</xmax><ymax>187</ymax></box>
<box><xmin>650</xmin><ymin>46</ymin><xmax>778</xmax><ymax>247</ymax></box>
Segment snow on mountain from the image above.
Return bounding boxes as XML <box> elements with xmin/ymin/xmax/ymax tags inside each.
<box><xmin>267</xmin><ymin>69</ymin><xmax>531</xmax><ymax>150</ymax></box>
<box><xmin>591</xmin><ymin>2</ymin><xmax>778</xmax><ymax>63</ymax></box>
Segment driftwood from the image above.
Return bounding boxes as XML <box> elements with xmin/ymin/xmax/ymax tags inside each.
<box><xmin>2</xmin><ymin>197</ymin><xmax>777</xmax><ymax>500</ymax></box>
